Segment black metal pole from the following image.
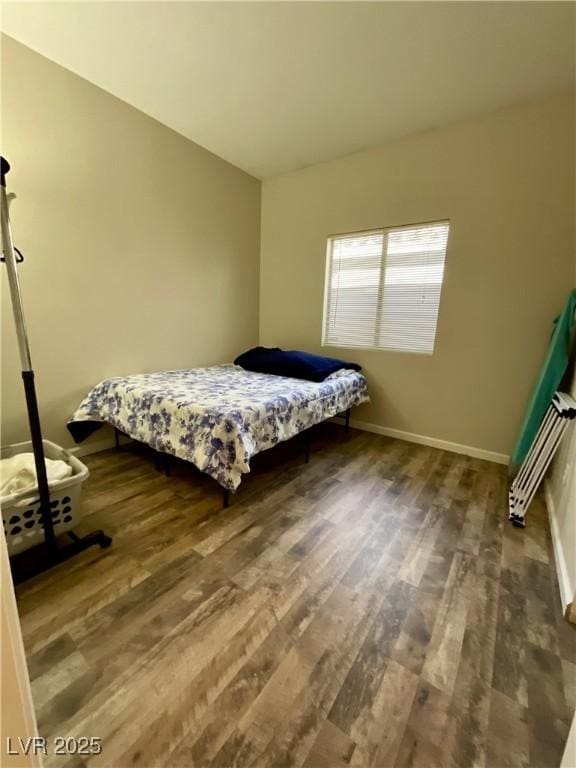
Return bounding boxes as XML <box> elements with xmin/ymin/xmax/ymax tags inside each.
<box><xmin>21</xmin><ymin>371</ymin><xmax>56</xmax><ymax>550</ymax></box>
<box><xmin>1</xmin><ymin>157</ymin><xmax>57</xmax><ymax>553</ymax></box>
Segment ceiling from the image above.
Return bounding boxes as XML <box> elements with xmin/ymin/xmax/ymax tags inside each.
<box><xmin>1</xmin><ymin>2</ymin><xmax>574</xmax><ymax>178</ymax></box>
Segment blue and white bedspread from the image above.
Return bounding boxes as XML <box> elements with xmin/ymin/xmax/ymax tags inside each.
<box><xmin>68</xmin><ymin>365</ymin><xmax>369</xmax><ymax>491</ymax></box>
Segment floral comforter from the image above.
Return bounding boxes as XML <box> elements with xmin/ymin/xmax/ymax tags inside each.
<box><xmin>68</xmin><ymin>365</ymin><xmax>369</xmax><ymax>491</ymax></box>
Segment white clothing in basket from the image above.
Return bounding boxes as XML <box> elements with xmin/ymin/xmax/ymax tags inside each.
<box><xmin>0</xmin><ymin>453</ymin><xmax>72</xmax><ymax>496</ymax></box>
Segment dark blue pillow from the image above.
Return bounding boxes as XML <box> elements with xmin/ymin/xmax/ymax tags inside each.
<box><xmin>234</xmin><ymin>347</ymin><xmax>361</xmax><ymax>382</ymax></box>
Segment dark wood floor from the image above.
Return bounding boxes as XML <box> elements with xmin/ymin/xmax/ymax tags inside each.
<box><xmin>14</xmin><ymin>426</ymin><xmax>575</xmax><ymax>768</ymax></box>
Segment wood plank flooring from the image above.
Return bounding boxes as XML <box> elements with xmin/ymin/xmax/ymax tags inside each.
<box><xmin>14</xmin><ymin>426</ymin><xmax>575</xmax><ymax>768</ymax></box>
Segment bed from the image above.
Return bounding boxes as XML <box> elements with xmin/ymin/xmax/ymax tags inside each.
<box><xmin>67</xmin><ymin>364</ymin><xmax>369</xmax><ymax>501</ymax></box>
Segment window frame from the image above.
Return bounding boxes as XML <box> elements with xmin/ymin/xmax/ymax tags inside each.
<box><xmin>321</xmin><ymin>219</ymin><xmax>450</xmax><ymax>356</ymax></box>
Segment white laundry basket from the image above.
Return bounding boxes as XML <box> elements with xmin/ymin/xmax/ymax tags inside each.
<box><xmin>1</xmin><ymin>440</ymin><xmax>90</xmax><ymax>556</ymax></box>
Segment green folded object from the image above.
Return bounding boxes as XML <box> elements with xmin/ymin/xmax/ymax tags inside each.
<box><xmin>510</xmin><ymin>288</ymin><xmax>576</xmax><ymax>473</ymax></box>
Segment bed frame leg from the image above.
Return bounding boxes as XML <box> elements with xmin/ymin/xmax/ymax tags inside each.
<box><xmin>153</xmin><ymin>451</ymin><xmax>172</xmax><ymax>476</ymax></box>
<box><xmin>223</xmin><ymin>490</ymin><xmax>230</xmax><ymax>509</ymax></box>
<box><xmin>114</xmin><ymin>427</ymin><xmax>120</xmax><ymax>450</ymax></box>
<box><xmin>304</xmin><ymin>430</ymin><xmax>311</xmax><ymax>464</ymax></box>
<box><xmin>345</xmin><ymin>409</ymin><xmax>351</xmax><ymax>433</ymax></box>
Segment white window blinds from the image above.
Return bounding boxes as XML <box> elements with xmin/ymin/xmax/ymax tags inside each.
<box><xmin>322</xmin><ymin>221</ymin><xmax>449</xmax><ymax>355</ymax></box>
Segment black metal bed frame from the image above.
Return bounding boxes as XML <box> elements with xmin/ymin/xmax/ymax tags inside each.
<box><xmin>114</xmin><ymin>408</ymin><xmax>351</xmax><ymax>509</ymax></box>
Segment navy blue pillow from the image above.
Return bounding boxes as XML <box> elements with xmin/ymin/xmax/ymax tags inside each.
<box><xmin>234</xmin><ymin>347</ymin><xmax>361</xmax><ymax>382</ymax></box>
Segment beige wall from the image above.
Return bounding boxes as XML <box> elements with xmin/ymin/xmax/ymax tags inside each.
<box><xmin>1</xmin><ymin>37</ymin><xmax>573</xmax><ymax>463</ymax></box>
<box><xmin>1</xmin><ymin>36</ymin><xmax>261</xmax><ymax>449</ymax></box>
<box><xmin>260</xmin><ymin>93</ymin><xmax>575</xmax><ymax>457</ymax></box>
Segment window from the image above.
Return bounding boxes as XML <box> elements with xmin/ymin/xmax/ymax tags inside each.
<box><xmin>322</xmin><ymin>220</ymin><xmax>449</xmax><ymax>355</ymax></box>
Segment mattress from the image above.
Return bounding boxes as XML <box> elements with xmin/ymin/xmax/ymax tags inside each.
<box><xmin>68</xmin><ymin>364</ymin><xmax>369</xmax><ymax>491</ymax></box>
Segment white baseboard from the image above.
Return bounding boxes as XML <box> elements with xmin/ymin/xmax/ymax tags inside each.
<box><xmin>69</xmin><ymin>418</ymin><xmax>509</xmax><ymax>467</ymax></box>
<box><xmin>544</xmin><ymin>479</ymin><xmax>573</xmax><ymax>612</ymax></box>
<box><xmin>69</xmin><ymin>435</ymin><xmax>130</xmax><ymax>457</ymax></box>
<box><xmin>71</xmin><ymin>420</ymin><xmax>508</xmax><ymax>466</ymax></box>
<box><xmin>332</xmin><ymin>416</ymin><xmax>509</xmax><ymax>465</ymax></box>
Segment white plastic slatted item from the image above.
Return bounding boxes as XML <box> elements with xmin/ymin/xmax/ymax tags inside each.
<box><xmin>1</xmin><ymin>440</ymin><xmax>89</xmax><ymax>555</ymax></box>
<box><xmin>508</xmin><ymin>391</ymin><xmax>576</xmax><ymax>527</ymax></box>
<box><xmin>323</xmin><ymin>221</ymin><xmax>450</xmax><ymax>355</ymax></box>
